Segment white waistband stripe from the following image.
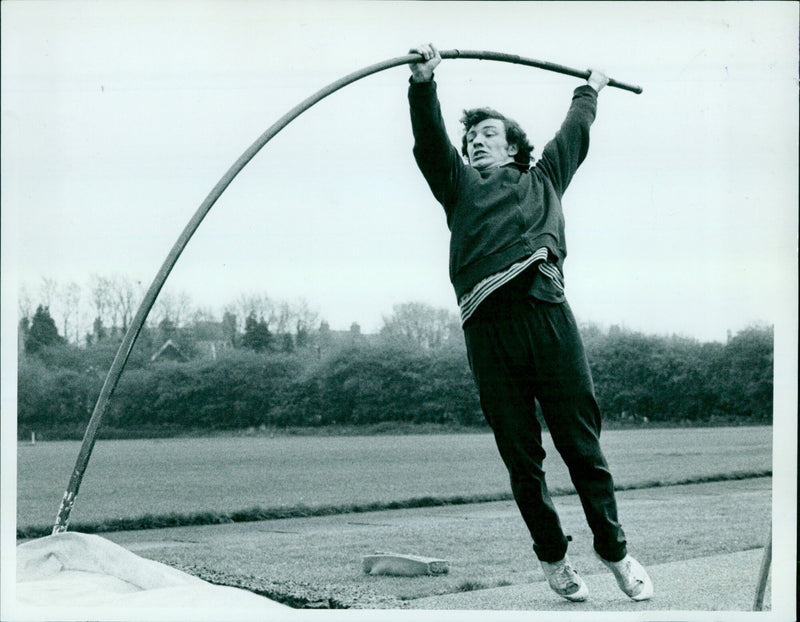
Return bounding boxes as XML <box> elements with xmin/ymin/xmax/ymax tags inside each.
<box><xmin>458</xmin><ymin>247</ymin><xmax>560</xmax><ymax>325</ymax></box>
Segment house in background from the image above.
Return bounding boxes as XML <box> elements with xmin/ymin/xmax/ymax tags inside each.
<box><xmin>186</xmin><ymin>320</ymin><xmax>234</xmax><ymax>360</ymax></box>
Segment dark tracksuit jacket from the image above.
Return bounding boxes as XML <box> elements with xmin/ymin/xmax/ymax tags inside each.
<box><xmin>408</xmin><ymin>79</ymin><xmax>598</xmax><ymax>304</ymax></box>
<box><xmin>408</xmin><ymin>78</ymin><xmax>628</xmax><ymax>564</ymax></box>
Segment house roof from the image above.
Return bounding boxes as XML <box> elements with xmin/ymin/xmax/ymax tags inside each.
<box><xmin>150</xmin><ymin>339</ymin><xmax>187</xmax><ymax>362</ymax></box>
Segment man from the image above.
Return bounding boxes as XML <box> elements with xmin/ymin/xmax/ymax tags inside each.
<box><xmin>407</xmin><ymin>43</ymin><xmax>653</xmax><ymax>603</ymax></box>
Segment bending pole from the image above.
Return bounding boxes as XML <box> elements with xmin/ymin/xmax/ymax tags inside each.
<box><xmin>52</xmin><ymin>50</ymin><xmax>642</xmax><ymax>533</ymax></box>
<box><xmin>752</xmin><ymin>524</ymin><xmax>771</xmax><ymax>610</ymax></box>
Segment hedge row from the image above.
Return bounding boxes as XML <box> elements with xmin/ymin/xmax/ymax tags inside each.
<box><xmin>17</xmin><ymin>325</ymin><xmax>773</xmax><ymax>439</ymax></box>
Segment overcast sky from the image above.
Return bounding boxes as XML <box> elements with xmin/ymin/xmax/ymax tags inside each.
<box><xmin>1</xmin><ymin>4</ymin><xmax>798</xmax><ymax>618</ymax></box>
<box><xmin>2</xmin><ymin>1</ymin><xmax>797</xmax><ymax>343</ymax></box>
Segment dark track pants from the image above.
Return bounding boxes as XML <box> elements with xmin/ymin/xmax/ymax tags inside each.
<box><xmin>463</xmin><ymin>294</ymin><xmax>627</xmax><ymax>563</ymax></box>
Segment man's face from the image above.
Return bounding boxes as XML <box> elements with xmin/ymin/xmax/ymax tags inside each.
<box><xmin>465</xmin><ymin>118</ymin><xmax>518</xmax><ymax>170</ymax></box>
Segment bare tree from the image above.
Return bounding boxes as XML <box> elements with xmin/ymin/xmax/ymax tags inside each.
<box><xmin>381</xmin><ymin>301</ymin><xmax>460</xmax><ymax>350</ymax></box>
<box><xmin>36</xmin><ymin>277</ymin><xmax>75</xmax><ymax>343</ymax></box>
<box><xmin>109</xmin><ymin>275</ymin><xmax>142</xmax><ymax>332</ymax></box>
<box><xmin>39</xmin><ymin>277</ymin><xmax>59</xmax><ymax>310</ymax></box>
<box><xmin>222</xmin><ymin>294</ymin><xmax>322</xmax><ymax>348</ymax></box>
<box><xmin>61</xmin><ymin>282</ymin><xmax>82</xmax><ymax>344</ymax></box>
<box><xmin>294</xmin><ymin>298</ymin><xmax>320</xmax><ymax>348</ymax></box>
<box><xmin>190</xmin><ymin>306</ymin><xmax>218</xmax><ymax>324</ymax></box>
<box><xmin>89</xmin><ymin>274</ymin><xmax>113</xmax><ymax>329</ymax></box>
<box><xmin>152</xmin><ymin>289</ymin><xmax>194</xmax><ymax>329</ymax></box>
<box><xmin>230</xmin><ymin>292</ymin><xmax>275</xmax><ymax>333</ymax></box>
<box><xmin>273</xmin><ymin>301</ymin><xmax>293</xmax><ymax>335</ymax></box>
<box><xmin>18</xmin><ymin>283</ymin><xmax>33</xmax><ymax>322</ymax></box>
<box><xmin>293</xmin><ymin>298</ymin><xmax>320</xmax><ymax>334</ymax></box>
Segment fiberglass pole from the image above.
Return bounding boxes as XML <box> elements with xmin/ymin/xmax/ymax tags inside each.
<box><xmin>52</xmin><ymin>49</ymin><xmax>641</xmax><ymax>533</ymax></box>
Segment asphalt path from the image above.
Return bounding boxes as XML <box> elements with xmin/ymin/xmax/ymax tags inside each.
<box><xmin>98</xmin><ymin>477</ymin><xmax>773</xmax><ymax>614</ymax></box>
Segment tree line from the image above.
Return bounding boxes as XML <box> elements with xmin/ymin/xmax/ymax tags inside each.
<box><xmin>18</xmin><ymin>275</ymin><xmax>322</xmax><ymax>348</ymax></box>
<box><xmin>17</xmin><ymin>300</ymin><xmax>773</xmax><ymax>439</ymax></box>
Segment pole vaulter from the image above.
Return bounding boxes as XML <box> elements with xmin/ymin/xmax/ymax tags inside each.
<box><xmin>52</xmin><ymin>49</ymin><xmax>642</xmax><ymax>534</ymax></box>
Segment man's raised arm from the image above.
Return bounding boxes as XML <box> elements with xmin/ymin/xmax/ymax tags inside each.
<box><xmin>536</xmin><ymin>69</ymin><xmax>610</xmax><ymax>197</ymax></box>
<box><xmin>408</xmin><ymin>43</ymin><xmax>464</xmax><ymax>217</ymax></box>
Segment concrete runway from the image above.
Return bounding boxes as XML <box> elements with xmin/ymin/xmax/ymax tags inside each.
<box><xmin>96</xmin><ymin>477</ymin><xmax>778</xmax><ymax>616</ymax></box>
<box><xmin>406</xmin><ymin>548</ymin><xmax>770</xmax><ymax>612</ymax></box>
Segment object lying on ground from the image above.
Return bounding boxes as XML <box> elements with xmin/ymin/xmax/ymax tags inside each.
<box><xmin>362</xmin><ymin>552</ymin><xmax>449</xmax><ymax>576</ymax></box>
<box><xmin>16</xmin><ymin>532</ymin><xmax>288</xmax><ymax>611</ymax></box>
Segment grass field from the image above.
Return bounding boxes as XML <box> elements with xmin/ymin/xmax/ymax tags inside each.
<box><xmin>17</xmin><ymin>426</ymin><xmax>772</xmax><ymax>535</ymax></box>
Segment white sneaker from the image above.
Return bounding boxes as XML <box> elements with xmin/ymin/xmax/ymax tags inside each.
<box><xmin>598</xmin><ymin>553</ymin><xmax>653</xmax><ymax>601</ymax></box>
<box><xmin>539</xmin><ymin>554</ymin><xmax>589</xmax><ymax>602</ymax></box>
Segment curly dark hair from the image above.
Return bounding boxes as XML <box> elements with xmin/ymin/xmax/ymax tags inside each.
<box><xmin>460</xmin><ymin>108</ymin><xmax>534</xmax><ymax>167</ymax></box>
